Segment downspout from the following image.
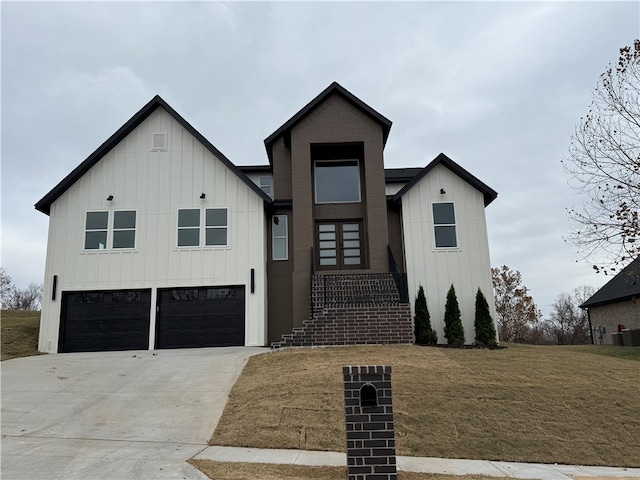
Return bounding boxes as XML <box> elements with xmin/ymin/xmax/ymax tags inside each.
<box><xmin>587</xmin><ymin>308</ymin><xmax>594</xmax><ymax>345</ymax></box>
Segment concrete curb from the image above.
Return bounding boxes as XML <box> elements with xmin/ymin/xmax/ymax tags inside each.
<box><xmin>195</xmin><ymin>446</ymin><xmax>640</xmax><ymax>479</ymax></box>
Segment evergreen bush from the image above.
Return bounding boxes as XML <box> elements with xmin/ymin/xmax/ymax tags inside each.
<box><xmin>414</xmin><ymin>285</ymin><xmax>437</xmax><ymax>345</ymax></box>
<box><xmin>474</xmin><ymin>288</ymin><xmax>497</xmax><ymax>347</ymax></box>
<box><xmin>443</xmin><ymin>284</ymin><xmax>465</xmax><ymax>346</ymax></box>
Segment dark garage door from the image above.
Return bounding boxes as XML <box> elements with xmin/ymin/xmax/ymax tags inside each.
<box><xmin>59</xmin><ymin>290</ymin><xmax>151</xmax><ymax>353</ymax></box>
<box><xmin>156</xmin><ymin>286</ymin><xmax>245</xmax><ymax>349</ymax></box>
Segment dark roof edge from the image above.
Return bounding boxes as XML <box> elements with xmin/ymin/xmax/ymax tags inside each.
<box><xmin>264</xmin><ymin>82</ymin><xmax>392</xmax><ymax>163</ymax></box>
<box><xmin>238</xmin><ymin>164</ymin><xmax>272</xmax><ymax>172</ymax></box>
<box><xmin>35</xmin><ymin>96</ymin><xmax>271</xmax><ymax>215</ymax></box>
<box><xmin>580</xmin><ymin>257</ymin><xmax>640</xmax><ymax>308</ymax></box>
<box><xmin>391</xmin><ymin>153</ymin><xmax>498</xmax><ymax>207</ymax></box>
<box><xmin>580</xmin><ymin>293</ymin><xmax>639</xmax><ymax>309</ymax></box>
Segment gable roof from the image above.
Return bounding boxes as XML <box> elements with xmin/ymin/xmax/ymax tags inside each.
<box><xmin>35</xmin><ymin>96</ymin><xmax>272</xmax><ymax>215</ymax></box>
<box><xmin>580</xmin><ymin>257</ymin><xmax>640</xmax><ymax>308</ymax></box>
<box><xmin>263</xmin><ymin>82</ymin><xmax>393</xmax><ymax>164</ymax></box>
<box><xmin>391</xmin><ymin>153</ymin><xmax>498</xmax><ymax>206</ymax></box>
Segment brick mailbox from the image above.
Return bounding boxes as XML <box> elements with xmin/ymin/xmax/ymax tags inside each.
<box><xmin>343</xmin><ymin>365</ymin><xmax>397</xmax><ymax>480</ymax></box>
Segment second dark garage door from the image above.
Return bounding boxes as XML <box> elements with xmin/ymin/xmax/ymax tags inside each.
<box><xmin>155</xmin><ymin>286</ymin><xmax>245</xmax><ymax>349</ymax></box>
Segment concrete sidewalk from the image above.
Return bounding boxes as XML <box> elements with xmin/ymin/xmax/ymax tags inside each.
<box><xmin>194</xmin><ymin>446</ymin><xmax>640</xmax><ymax>479</ymax></box>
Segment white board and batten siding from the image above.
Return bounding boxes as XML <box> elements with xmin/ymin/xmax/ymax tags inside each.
<box><xmin>401</xmin><ymin>163</ymin><xmax>497</xmax><ymax>344</ymax></box>
<box><xmin>39</xmin><ymin>107</ymin><xmax>267</xmax><ymax>353</ymax></box>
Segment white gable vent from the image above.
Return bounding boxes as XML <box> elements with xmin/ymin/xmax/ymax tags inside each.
<box><xmin>151</xmin><ymin>133</ymin><xmax>167</xmax><ymax>151</ymax></box>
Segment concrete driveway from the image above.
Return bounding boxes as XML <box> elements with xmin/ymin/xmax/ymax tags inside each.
<box><xmin>1</xmin><ymin>347</ymin><xmax>266</xmax><ymax>480</ymax></box>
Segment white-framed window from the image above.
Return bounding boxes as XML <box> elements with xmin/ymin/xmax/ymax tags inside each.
<box><xmin>205</xmin><ymin>208</ymin><xmax>228</xmax><ymax>246</ymax></box>
<box><xmin>84</xmin><ymin>210</ymin><xmax>137</xmax><ymax>250</ymax></box>
<box><xmin>177</xmin><ymin>209</ymin><xmax>201</xmax><ymax>247</ymax></box>
<box><xmin>259</xmin><ymin>176</ymin><xmax>273</xmax><ymax>197</ymax></box>
<box><xmin>432</xmin><ymin>202</ymin><xmax>457</xmax><ymax>248</ymax></box>
<box><xmin>177</xmin><ymin>208</ymin><xmax>228</xmax><ymax>248</ymax></box>
<box><xmin>113</xmin><ymin>211</ymin><xmax>136</xmax><ymax>248</ymax></box>
<box><xmin>85</xmin><ymin>211</ymin><xmax>109</xmax><ymax>250</ymax></box>
<box><xmin>272</xmin><ymin>215</ymin><xmax>288</xmax><ymax>260</ymax></box>
<box><xmin>314</xmin><ymin>160</ymin><xmax>361</xmax><ymax>204</ymax></box>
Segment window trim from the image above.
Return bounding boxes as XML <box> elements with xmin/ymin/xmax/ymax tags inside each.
<box><xmin>259</xmin><ymin>176</ymin><xmax>273</xmax><ymax>198</ymax></box>
<box><xmin>112</xmin><ymin>210</ymin><xmax>137</xmax><ymax>249</ymax></box>
<box><xmin>205</xmin><ymin>208</ymin><xmax>228</xmax><ymax>247</ymax></box>
<box><xmin>432</xmin><ymin>202</ymin><xmax>458</xmax><ymax>249</ymax></box>
<box><xmin>84</xmin><ymin>210</ymin><xmax>109</xmax><ymax>250</ymax></box>
<box><xmin>272</xmin><ymin>215</ymin><xmax>288</xmax><ymax>261</ymax></box>
<box><xmin>177</xmin><ymin>208</ymin><xmax>201</xmax><ymax>247</ymax></box>
<box><xmin>83</xmin><ymin>210</ymin><xmax>138</xmax><ymax>251</ymax></box>
<box><xmin>176</xmin><ymin>207</ymin><xmax>229</xmax><ymax>249</ymax></box>
<box><xmin>313</xmin><ymin>159</ymin><xmax>361</xmax><ymax>204</ymax></box>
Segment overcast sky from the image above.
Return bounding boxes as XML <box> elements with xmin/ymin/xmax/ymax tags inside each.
<box><xmin>2</xmin><ymin>1</ymin><xmax>638</xmax><ymax>316</ymax></box>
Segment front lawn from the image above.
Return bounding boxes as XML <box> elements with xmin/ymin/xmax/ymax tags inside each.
<box><xmin>210</xmin><ymin>344</ymin><xmax>640</xmax><ymax>467</ymax></box>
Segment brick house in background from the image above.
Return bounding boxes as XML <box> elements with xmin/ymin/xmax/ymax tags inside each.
<box><xmin>35</xmin><ymin>82</ymin><xmax>498</xmax><ymax>353</ymax></box>
<box><xmin>581</xmin><ymin>257</ymin><xmax>640</xmax><ymax>345</ymax></box>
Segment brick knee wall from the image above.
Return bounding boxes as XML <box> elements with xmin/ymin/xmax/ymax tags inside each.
<box><xmin>274</xmin><ymin>304</ymin><xmax>413</xmax><ymax>348</ymax></box>
<box><xmin>272</xmin><ymin>273</ymin><xmax>413</xmax><ymax>349</ymax></box>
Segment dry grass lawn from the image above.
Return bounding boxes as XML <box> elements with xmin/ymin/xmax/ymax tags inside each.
<box><xmin>1</xmin><ymin>310</ymin><xmax>43</xmax><ymax>361</ymax></box>
<box><xmin>188</xmin><ymin>460</ymin><xmax>511</xmax><ymax>480</ymax></box>
<box><xmin>211</xmin><ymin>344</ymin><xmax>640</xmax><ymax>467</ymax></box>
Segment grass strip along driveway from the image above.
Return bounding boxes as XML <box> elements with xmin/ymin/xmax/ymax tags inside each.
<box><xmin>211</xmin><ymin>344</ymin><xmax>640</xmax><ymax>468</ymax></box>
<box><xmin>1</xmin><ymin>310</ymin><xmax>43</xmax><ymax>361</ymax></box>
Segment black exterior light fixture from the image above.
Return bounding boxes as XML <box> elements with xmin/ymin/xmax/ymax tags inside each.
<box><xmin>200</xmin><ymin>192</ymin><xmax>206</xmax><ymax>199</ymax></box>
<box><xmin>440</xmin><ymin>188</ymin><xmax>446</xmax><ymax>195</ymax></box>
<box><xmin>106</xmin><ymin>195</ymin><xmax>114</xmax><ymax>201</ymax></box>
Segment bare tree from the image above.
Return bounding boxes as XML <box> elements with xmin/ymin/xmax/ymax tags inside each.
<box><xmin>491</xmin><ymin>266</ymin><xmax>542</xmax><ymax>343</ymax></box>
<box><xmin>563</xmin><ymin>40</ymin><xmax>640</xmax><ymax>274</ymax></box>
<box><xmin>0</xmin><ymin>267</ymin><xmax>17</xmax><ymax>309</ymax></box>
<box><xmin>547</xmin><ymin>285</ymin><xmax>596</xmax><ymax>345</ymax></box>
<box><xmin>0</xmin><ymin>269</ymin><xmax>43</xmax><ymax>311</ymax></box>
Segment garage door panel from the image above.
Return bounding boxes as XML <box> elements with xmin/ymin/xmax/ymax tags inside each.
<box><xmin>156</xmin><ymin>286</ymin><xmax>245</xmax><ymax>349</ymax></box>
<box><xmin>60</xmin><ymin>290</ymin><xmax>151</xmax><ymax>353</ymax></box>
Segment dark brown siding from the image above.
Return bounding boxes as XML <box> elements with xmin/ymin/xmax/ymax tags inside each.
<box><xmin>267</xmin><ymin>93</ymin><xmax>392</xmax><ymax>334</ymax></box>
<box><xmin>387</xmin><ymin>202</ymin><xmax>404</xmax><ymax>270</ymax></box>
<box><xmin>272</xmin><ymin>138</ymin><xmax>292</xmax><ymax>200</ymax></box>
<box><xmin>266</xmin><ymin>207</ymin><xmax>294</xmax><ymax>343</ymax></box>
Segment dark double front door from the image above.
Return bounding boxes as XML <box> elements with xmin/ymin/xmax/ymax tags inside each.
<box><xmin>317</xmin><ymin>221</ymin><xmax>363</xmax><ymax>269</ymax></box>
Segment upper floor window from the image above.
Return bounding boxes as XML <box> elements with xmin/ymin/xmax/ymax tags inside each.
<box><xmin>84</xmin><ymin>211</ymin><xmax>136</xmax><ymax>250</ymax></box>
<box><xmin>314</xmin><ymin>160</ymin><xmax>361</xmax><ymax>203</ymax></box>
<box><xmin>85</xmin><ymin>212</ymin><xmax>109</xmax><ymax>249</ymax></box>
<box><xmin>178</xmin><ymin>209</ymin><xmax>200</xmax><ymax>247</ymax></box>
<box><xmin>113</xmin><ymin>211</ymin><xmax>136</xmax><ymax>248</ymax></box>
<box><xmin>259</xmin><ymin>176</ymin><xmax>273</xmax><ymax>197</ymax></box>
<box><xmin>205</xmin><ymin>208</ymin><xmax>228</xmax><ymax>246</ymax></box>
<box><xmin>432</xmin><ymin>202</ymin><xmax>457</xmax><ymax>248</ymax></box>
<box><xmin>177</xmin><ymin>208</ymin><xmax>228</xmax><ymax>248</ymax></box>
<box><xmin>272</xmin><ymin>215</ymin><xmax>288</xmax><ymax>260</ymax></box>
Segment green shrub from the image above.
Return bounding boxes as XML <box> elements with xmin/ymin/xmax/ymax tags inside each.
<box><xmin>443</xmin><ymin>284</ymin><xmax>465</xmax><ymax>346</ymax></box>
<box><xmin>414</xmin><ymin>285</ymin><xmax>437</xmax><ymax>345</ymax></box>
<box><xmin>474</xmin><ymin>288</ymin><xmax>497</xmax><ymax>347</ymax></box>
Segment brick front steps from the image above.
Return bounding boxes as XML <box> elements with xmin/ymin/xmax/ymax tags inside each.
<box><xmin>272</xmin><ymin>273</ymin><xmax>413</xmax><ymax>349</ymax></box>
